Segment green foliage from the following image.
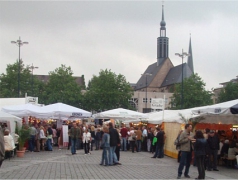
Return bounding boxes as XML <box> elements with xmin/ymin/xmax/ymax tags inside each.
<box><xmin>18</xmin><ymin>126</ymin><xmax>30</xmax><ymax>150</ymax></box>
<box><xmin>0</xmin><ymin>61</ymin><xmax>44</xmax><ymax>97</ymax></box>
<box><xmin>83</xmin><ymin>69</ymin><xmax>133</xmax><ymax>112</ymax></box>
<box><xmin>218</xmin><ymin>82</ymin><xmax>238</xmax><ymax>103</ymax></box>
<box><xmin>15</xmin><ymin>122</ymin><xmax>19</xmax><ymax>134</ymax></box>
<box><xmin>170</xmin><ymin>73</ymin><xmax>213</xmax><ymax>109</ymax></box>
<box><xmin>38</xmin><ymin>64</ymin><xmax>83</xmax><ymax>107</ymax></box>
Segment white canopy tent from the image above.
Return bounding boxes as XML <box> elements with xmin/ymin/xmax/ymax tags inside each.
<box><xmin>40</xmin><ymin>103</ymin><xmax>92</xmax><ymax>119</ymax></box>
<box><xmin>191</xmin><ymin>99</ymin><xmax>238</xmax><ymax>124</ymax></box>
<box><xmin>0</xmin><ymin>111</ymin><xmax>22</xmax><ymax>135</ymax></box>
<box><xmin>192</xmin><ymin>99</ymin><xmax>238</xmax><ymax>115</ymax></box>
<box><xmin>93</xmin><ymin>108</ymin><xmax>148</xmax><ymax>121</ymax></box>
<box><xmin>145</xmin><ymin>108</ymin><xmax>199</xmax><ymax>125</ymax></box>
<box><xmin>1</xmin><ymin>103</ymin><xmax>48</xmax><ymax>118</ymax></box>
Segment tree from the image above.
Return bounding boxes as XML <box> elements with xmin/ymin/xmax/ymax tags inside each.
<box><xmin>0</xmin><ymin>61</ymin><xmax>31</xmax><ymax>97</ymax></box>
<box><xmin>0</xmin><ymin>61</ymin><xmax>46</xmax><ymax>98</ymax></box>
<box><xmin>39</xmin><ymin>65</ymin><xmax>83</xmax><ymax>107</ymax></box>
<box><xmin>218</xmin><ymin>82</ymin><xmax>238</xmax><ymax>103</ymax></box>
<box><xmin>82</xmin><ymin>69</ymin><xmax>133</xmax><ymax>112</ymax></box>
<box><xmin>170</xmin><ymin>73</ymin><xmax>213</xmax><ymax>109</ymax></box>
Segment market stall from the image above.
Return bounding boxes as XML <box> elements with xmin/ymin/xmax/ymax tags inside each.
<box><xmin>0</xmin><ymin>111</ymin><xmax>22</xmax><ymax>135</ymax></box>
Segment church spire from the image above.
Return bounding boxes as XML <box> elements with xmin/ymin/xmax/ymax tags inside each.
<box><xmin>160</xmin><ymin>4</ymin><xmax>166</xmax><ymax>37</ymax></box>
<box><xmin>157</xmin><ymin>4</ymin><xmax>169</xmax><ymax>66</ymax></box>
<box><xmin>187</xmin><ymin>34</ymin><xmax>194</xmax><ymax>73</ymax></box>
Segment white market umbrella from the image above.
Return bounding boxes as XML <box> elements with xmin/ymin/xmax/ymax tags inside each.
<box><xmin>93</xmin><ymin>108</ymin><xmax>148</xmax><ymax>120</ymax></box>
<box><xmin>41</xmin><ymin>102</ymin><xmax>91</xmax><ymax>119</ymax></box>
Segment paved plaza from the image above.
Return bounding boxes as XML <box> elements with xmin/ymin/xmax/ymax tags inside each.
<box><xmin>0</xmin><ymin>147</ymin><xmax>237</xmax><ymax>179</ymax></box>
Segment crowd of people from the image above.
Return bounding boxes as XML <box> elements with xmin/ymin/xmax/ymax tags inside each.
<box><xmin>1</xmin><ymin>121</ymin><xmax>237</xmax><ymax>179</ymax></box>
<box><xmin>175</xmin><ymin>124</ymin><xmax>238</xmax><ymax>179</ymax></box>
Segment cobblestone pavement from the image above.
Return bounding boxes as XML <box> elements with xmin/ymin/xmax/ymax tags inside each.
<box><xmin>0</xmin><ymin>147</ymin><xmax>237</xmax><ymax>179</ymax></box>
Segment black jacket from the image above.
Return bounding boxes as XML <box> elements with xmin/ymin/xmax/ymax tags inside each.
<box><xmin>194</xmin><ymin>138</ymin><xmax>208</xmax><ymax>156</ymax></box>
<box><xmin>207</xmin><ymin>135</ymin><xmax>220</xmax><ymax>151</ymax></box>
<box><xmin>109</xmin><ymin>127</ymin><xmax>120</xmax><ymax>146</ymax></box>
<box><xmin>156</xmin><ymin>131</ymin><xmax>164</xmax><ymax>144</ymax></box>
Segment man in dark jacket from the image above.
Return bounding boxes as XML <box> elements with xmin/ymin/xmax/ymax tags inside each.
<box><xmin>108</xmin><ymin>122</ymin><xmax>121</xmax><ymax>166</ymax></box>
<box><xmin>207</xmin><ymin>130</ymin><xmax>220</xmax><ymax>171</ymax></box>
<box><xmin>151</xmin><ymin>127</ymin><xmax>164</xmax><ymax>158</ymax></box>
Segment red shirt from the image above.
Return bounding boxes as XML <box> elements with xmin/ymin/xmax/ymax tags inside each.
<box><xmin>120</xmin><ymin>127</ymin><xmax>128</xmax><ymax>138</ymax></box>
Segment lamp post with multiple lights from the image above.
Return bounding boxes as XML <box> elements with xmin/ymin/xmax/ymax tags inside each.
<box><xmin>141</xmin><ymin>73</ymin><xmax>152</xmax><ymax>112</ymax></box>
<box><xmin>175</xmin><ymin>49</ymin><xmax>190</xmax><ymax>109</ymax></box>
<box><xmin>11</xmin><ymin>37</ymin><xmax>28</xmax><ymax>97</ymax></box>
<box><xmin>29</xmin><ymin>63</ymin><xmax>39</xmax><ymax>96</ymax></box>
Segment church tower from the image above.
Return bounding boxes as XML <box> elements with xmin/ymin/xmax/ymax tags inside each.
<box><xmin>187</xmin><ymin>35</ymin><xmax>194</xmax><ymax>73</ymax></box>
<box><xmin>157</xmin><ymin>5</ymin><xmax>169</xmax><ymax>66</ymax></box>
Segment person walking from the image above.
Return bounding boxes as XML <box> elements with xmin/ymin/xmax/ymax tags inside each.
<box><xmin>95</xmin><ymin>128</ymin><xmax>101</xmax><ymax>150</ymax></box>
<box><xmin>28</xmin><ymin>124</ymin><xmax>37</xmax><ymax>152</ymax></box>
<box><xmin>206</xmin><ymin>130</ymin><xmax>220</xmax><ymax>171</ymax></box>
<box><xmin>46</xmin><ymin>125</ymin><xmax>53</xmax><ymax>151</ymax></box>
<box><xmin>108</xmin><ymin>122</ymin><xmax>121</xmax><ymax>165</ymax></box>
<box><xmin>82</xmin><ymin>128</ymin><xmax>91</xmax><ymax>155</ymax></box>
<box><xmin>90</xmin><ymin>126</ymin><xmax>96</xmax><ymax>151</ymax></box>
<box><xmin>68</xmin><ymin>122</ymin><xmax>80</xmax><ymax>155</ymax></box>
<box><xmin>135</xmin><ymin>127</ymin><xmax>142</xmax><ymax>152</ymax></box>
<box><xmin>115</xmin><ymin>128</ymin><xmax>121</xmax><ymax>161</ymax></box>
<box><xmin>193</xmin><ymin>130</ymin><xmax>208</xmax><ymax>180</ymax></box>
<box><xmin>128</xmin><ymin>128</ymin><xmax>137</xmax><ymax>153</ymax></box>
<box><xmin>151</xmin><ymin>127</ymin><xmax>164</xmax><ymax>158</ymax></box>
<box><xmin>177</xmin><ymin>124</ymin><xmax>194</xmax><ymax>179</ymax></box>
<box><xmin>120</xmin><ymin>124</ymin><xmax>128</xmax><ymax>151</ymax></box>
<box><xmin>142</xmin><ymin>126</ymin><xmax>148</xmax><ymax>151</ymax></box>
<box><xmin>100</xmin><ymin>126</ymin><xmax>110</xmax><ymax>166</ymax></box>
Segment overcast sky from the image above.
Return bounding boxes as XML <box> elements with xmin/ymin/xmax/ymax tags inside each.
<box><xmin>0</xmin><ymin>0</ymin><xmax>238</xmax><ymax>91</ymax></box>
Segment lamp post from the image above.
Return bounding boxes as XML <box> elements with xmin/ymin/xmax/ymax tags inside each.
<box><xmin>29</xmin><ymin>63</ymin><xmax>38</xmax><ymax>96</ymax></box>
<box><xmin>175</xmin><ymin>49</ymin><xmax>190</xmax><ymax>109</ymax></box>
<box><xmin>11</xmin><ymin>37</ymin><xmax>29</xmax><ymax>97</ymax></box>
<box><xmin>141</xmin><ymin>73</ymin><xmax>152</xmax><ymax>113</ymax></box>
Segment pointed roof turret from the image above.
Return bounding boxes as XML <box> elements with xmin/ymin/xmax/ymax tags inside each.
<box><xmin>160</xmin><ymin>5</ymin><xmax>166</xmax><ymax>30</ymax></box>
<box><xmin>187</xmin><ymin>34</ymin><xmax>194</xmax><ymax>73</ymax></box>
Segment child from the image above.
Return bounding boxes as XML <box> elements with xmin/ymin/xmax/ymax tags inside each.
<box><xmin>100</xmin><ymin>126</ymin><xmax>110</xmax><ymax>166</ymax></box>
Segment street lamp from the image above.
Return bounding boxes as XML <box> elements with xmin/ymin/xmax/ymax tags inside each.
<box><xmin>29</xmin><ymin>63</ymin><xmax>38</xmax><ymax>96</ymax></box>
<box><xmin>175</xmin><ymin>49</ymin><xmax>190</xmax><ymax>109</ymax></box>
<box><xmin>141</xmin><ymin>73</ymin><xmax>152</xmax><ymax>113</ymax></box>
<box><xmin>11</xmin><ymin>37</ymin><xmax>29</xmax><ymax>97</ymax></box>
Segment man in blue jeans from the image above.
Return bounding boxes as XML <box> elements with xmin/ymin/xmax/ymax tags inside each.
<box><xmin>68</xmin><ymin>122</ymin><xmax>80</xmax><ymax>155</ymax></box>
<box><xmin>120</xmin><ymin>125</ymin><xmax>128</xmax><ymax>151</ymax></box>
<box><xmin>108</xmin><ymin>122</ymin><xmax>122</xmax><ymax>166</ymax></box>
<box><xmin>177</xmin><ymin>124</ymin><xmax>194</xmax><ymax>179</ymax></box>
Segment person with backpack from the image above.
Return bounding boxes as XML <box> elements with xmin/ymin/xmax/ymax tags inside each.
<box><xmin>174</xmin><ymin>130</ymin><xmax>183</xmax><ymax>162</ymax></box>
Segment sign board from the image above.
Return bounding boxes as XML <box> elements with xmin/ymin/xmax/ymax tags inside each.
<box><xmin>151</xmin><ymin>98</ymin><xmax>164</xmax><ymax>110</ymax></box>
<box><xmin>25</xmin><ymin>97</ymin><xmax>38</xmax><ymax>104</ymax></box>
<box><xmin>72</xmin><ymin>112</ymin><xmax>82</xmax><ymax>117</ymax></box>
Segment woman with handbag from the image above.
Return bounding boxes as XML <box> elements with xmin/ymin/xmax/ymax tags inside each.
<box><xmin>82</xmin><ymin>128</ymin><xmax>91</xmax><ymax>155</ymax></box>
